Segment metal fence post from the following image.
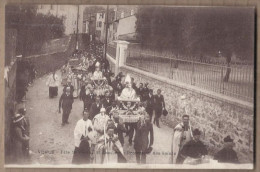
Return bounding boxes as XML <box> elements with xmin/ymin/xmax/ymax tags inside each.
<box><xmin>191</xmin><ymin>59</ymin><xmax>195</xmax><ymax>85</ymax></box>
<box><xmin>126</xmin><ymin>49</ymin><xmax>129</xmax><ymax>65</ymax></box>
<box><xmin>153</xmin><ymin>50</ymin><xmax>155</xmax><ymax>74</ymax></box>
<box><xmin>170</xmin><ymin>56</ymin><xmax>173</xmax><ymax>79</ymax></box>
<box><xmin>221</xmin><ymin>66</ymin><xmax>224</xmax><ymax>94</ymax></box>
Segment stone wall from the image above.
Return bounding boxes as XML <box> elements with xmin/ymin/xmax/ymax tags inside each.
<box><xmin>27</xmin><ymin>35</ymin><xmax>76</xmax><ymax>78</ymax></box>
<box><xmin>41</xmin><ymin>36</ymin><xmax>71</xmax><ymax>54</ymax></box>
<box><xmin>120</xmin><ymin>65</ymin><xmax>254</xmax><ymax>163</ymax></box>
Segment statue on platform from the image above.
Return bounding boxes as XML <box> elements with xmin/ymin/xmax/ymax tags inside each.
<box><xmin>118</xmin><ymin>74</ymin><xmax>140</xmax><ymax>101</ymax></box>
<box><xmin>91</xmin><ymin>62</ymin><xmax>105</xmax><ymax>80</ymax></box>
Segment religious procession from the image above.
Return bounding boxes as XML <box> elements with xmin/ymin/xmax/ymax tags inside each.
<box><xmin>56</xmin><ymin>43</ymin><xmax>157</xmax><ymax>164</ymax></box>
<box><xmin>5</xmin><ymin>5</ymin><xmax>254</xmax><ymax>169</ymax></box>
<box><xmin>34</xmin><ymin>42</ymin><xmax>239</xmax><ymax>165</ymax></box>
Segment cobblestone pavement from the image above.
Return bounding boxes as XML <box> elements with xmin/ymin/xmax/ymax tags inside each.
<box><xmin>26</xmin><ymin>71</ymin><xmax>173</xmax><ymax>165</ymax></box>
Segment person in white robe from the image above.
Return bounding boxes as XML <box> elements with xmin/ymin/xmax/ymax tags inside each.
<box><xmin>93</xmin><ymin>108</ymin><xmax>110</xmax><ymax>137</ymax></box>
<box><xmin>170</xmin><ymin>114</ymin><xmax>193</xmax><ymax>164</ymax></box>
<box><xmin>72</xmin><ymin>111</ymin><xmax>95</xmax><ymax>164</ymax></box>
<box><xmin>94</xmin><ymin>121</ymin><xmax>126</xmax><ymax>164</ymax></box>
<box><xmin>46</xmin><ymin>71</ymin><xmax>59</xmax><ymax>98</ymax></box>
<box><xmin>92</xmin><ymin>62</ymin><xmax>105</xmax><ymax>80</ymax></box>
<box><xmin>118</xmin><ymin>74</ymin><xmax>140</xmax><ymax>101</ymax></box>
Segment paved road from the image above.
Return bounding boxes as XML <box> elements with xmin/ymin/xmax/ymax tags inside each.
<box><xmin>25</xmin><ymin>71</ymin><xmax>173</xmax><ymax>165</ymax></box>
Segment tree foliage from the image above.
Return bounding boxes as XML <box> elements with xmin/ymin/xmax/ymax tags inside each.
<box><xmin>135</xmin><ymin>6</ymin><xmax>254</xmax><ymax>61</ymax></box>
<box><xmin>6</xmin><ymin>4</ymin><xmax>65</xmax><ymax>56</ymax></box>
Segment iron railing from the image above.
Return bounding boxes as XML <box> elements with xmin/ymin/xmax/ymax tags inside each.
<box><xmin>126</xmin><ymin>48</ymin><xmax>254</xmax><ymax>103</ymax></box>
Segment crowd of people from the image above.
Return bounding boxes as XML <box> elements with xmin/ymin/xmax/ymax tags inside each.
<box><xmin>58</xmin><ymin>42</ymin><xmax>240</xmax><ymax>165</ymax></box>
<box><xmin>55</xmin><ymin>42</ymin><xmax>166</xmax><ymax>164</ymax></box>
<box><xmin>11</xmin><ymin>42</ymin><xmax>240</xmax><ymax>165</ymax></box>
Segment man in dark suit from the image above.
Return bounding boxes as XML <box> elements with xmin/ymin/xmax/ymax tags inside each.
<box><xmin>134</xmin><ymin>114</ymin><xmax>154</xmax><ymax>164</ymax></box>
<box><xmin>59</xmin><ymin>87</ymin><xmax>74</xmax><ymax>126</ymax></box>
<box><xmin>143</xmin><ymin>83</ymin><xmax>150</xmax><ymax>101</ymax></box>
<box><xmin>111</xmin><ymin>73</ymin><xmax>124</xmax><ymax>96</ymax></box>
<box><xmin>153</xmin><ymin>89</ymin><xmax>165</xmax><ymax>128</ymax></box>
<box><xmin>82</xmin><ymin>87</ymin><xmax>96</xmax><ymax>111</ymax></box>
<box><xmin>89</xmin><ymin>96</ymin><xmax>102</xmax><ymax>120</ymax></box>
<box><xmin>79</xmin><ymin>84</ymin><xmax>86</xmax><ymax>101</ymax></box>
<box><xmin>214</xmin><ymin>136</ymin><xmax>239</xmax><ymax>163</ymax></box>
<box><xmin>103</xmin><ymin>68</ymin><xmax>114</xmax><ymax>85</ymax></box>
<box><xmin>146</xmin><ymin>89</ymin><xmax>155</xmax><ymax>122</ymax></box>
<box><xmin>179</xmin><ymin>128</ymin><xmax>208</xmax><ymax>164</ymax></box>
<box><xmin>137</xmin><ymin>83</ymin><xmax>145</xmax><ymax>101</ymax></box>
<box><xmin>63</xmin><ymin>79</ymin><xmax>74</xmax><ymax>96</ymax></box>
<box><xmin>18</xmin><ymin>108</ymin><xmax>30</xmax><ymax>159</ymax></box>
<box><xmin>101</xmin><ymin>90</ymin><xmax>113</xmax><ymax>115</ymax></box>
<box><xmin>131</xmin><ymin>77</ymin><xmax>138</xmax><ymax>92</ymax></box>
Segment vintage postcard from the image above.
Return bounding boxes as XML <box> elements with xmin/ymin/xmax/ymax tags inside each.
<box><xmin>4</xmin><ymin>4</ymin><xmax>255</xmax><ymax>169</ymax></box>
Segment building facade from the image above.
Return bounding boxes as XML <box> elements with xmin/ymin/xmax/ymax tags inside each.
<box><xmin>37</xmin><ymin>5</ymin><xmax>84</xmax><ymax>35</ymax></box>
<box><xmin>95</xmin><ymin>12</ymin><xmax>106</xmax><ymax>42</ymax></box>
<box><xmin>82</xmin><ymin>5</ymin><xmax>138</xmax><ymax>43</ymax></box>
<box><xmin>107</xmin><ymin>5</ymin><xmax>138</xmax><ymax>43</ymax></box>
<box><xmin>83</xmin><ymin>14</ymin><xmax>96</xmax><ymax>35</ymax></box>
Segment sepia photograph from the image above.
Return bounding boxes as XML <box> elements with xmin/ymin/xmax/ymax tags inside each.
<box><xmin>4</xmin><ymin>4</ymin><xmax>255</xmax><ymax>169</ymax></box>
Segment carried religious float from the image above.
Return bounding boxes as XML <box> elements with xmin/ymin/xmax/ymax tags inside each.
<box><xmin>90</xmin><ymin>62</ymin><xmax>110</xmax><ymax>97</ymax></box>
<box><xmin>110</xmin><ymin>74</ymin><xmax>146</xmax><ymax>123</ymax></box>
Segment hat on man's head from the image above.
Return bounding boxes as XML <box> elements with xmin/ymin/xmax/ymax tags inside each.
<box><xmin>193</xmin><ymin>128</ymin><xmax>201</xmax><ymax>136</ymax></box>
<box><xmin>13</xmin><ymin>113</ymin><xmax>24</xmax><ymax>123</ymax></box>
<box><xmin>224</xmin><ymin>135</ymin><xmax>234</xmax><ymax>142</ymax></box>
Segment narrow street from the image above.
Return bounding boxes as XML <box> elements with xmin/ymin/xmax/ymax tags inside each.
<box><xmin>26</xmin><ymin>71</ymin><xmax>173</xmax><ymax>165</ymax></box>
<box><xmin>4</xmin><ymin>4</ymin><xmax>255</xmax><ymax>170</ymax></box>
